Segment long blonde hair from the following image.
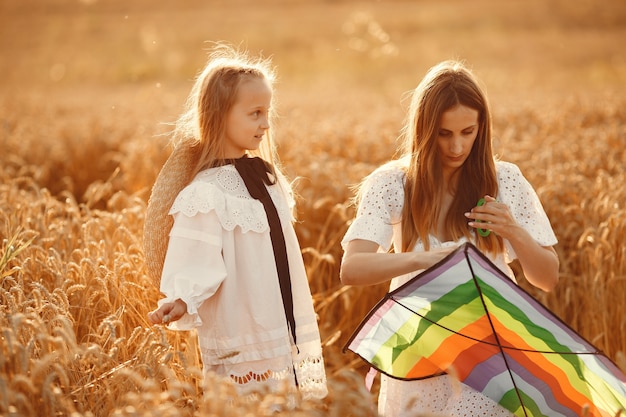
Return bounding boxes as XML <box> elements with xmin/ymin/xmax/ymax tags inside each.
<box><xmin>172</xmin><ymin>43</ymin><xmax>281</xmax><ymax>177</ymax></box>
<box><xmin>363</xmin><ymin>61</ymin><xmax>502</xmax><ymax>254</ymax></box>
<box><xmin>143</xmin><ymin>45</ymin><xmax>286</xmax><ymax>284</ymax></box>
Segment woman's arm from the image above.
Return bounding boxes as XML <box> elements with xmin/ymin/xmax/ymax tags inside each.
<box><xmin>507</xmin><ymin>232</ymin><xmax>559</xmax><ymax>292</ymax></box>
<box><xmin>340</xmin><ymin>239</ymin><xmax>456</xmax><ymax>286</ymax></box>
<box><xmin>466</xmin><ymin>195</ymin><xmax>559</xmax><ymax>292</ymax></box>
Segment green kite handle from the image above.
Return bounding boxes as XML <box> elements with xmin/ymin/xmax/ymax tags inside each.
<box><xmin>476</xmin><ymin>198</ymin><xmax>490</xmax><ymax>237</ymax></box>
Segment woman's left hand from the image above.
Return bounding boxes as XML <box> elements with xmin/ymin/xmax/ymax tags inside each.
<box><xmin>465</xmin><ymin>195</ymin><xmax>519</xmax><ymax>239</ymax></box>
<box><xmin>465</xmin><ymin>195</ymin><xmax>559</xmax><ymax>292</ymax></box>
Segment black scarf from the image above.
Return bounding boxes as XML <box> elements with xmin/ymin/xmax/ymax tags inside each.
<box><xmin>231</xmin><ymin>156</ymin><xmax>297</xmax><ymax>346</ymax></box>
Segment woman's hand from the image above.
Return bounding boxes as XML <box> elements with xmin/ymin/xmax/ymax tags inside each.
<box><xmin>465</xmin><ymin>195</ymin><xmax>559</xmax><ymax>292</ymax></box>
<box><xmin>148</xmin><ymin>298</ymin><xmax>188</xmax><ymax>325</ymax></box>
<box><xmin>340</xmin><ymin>239</ymin><xmax>458</xmax><ymax>286</ymax></box>
<box><xmin>465</xmin><ymin>195</ymin><xmax>518</xmax><ymax>240</ymax></box>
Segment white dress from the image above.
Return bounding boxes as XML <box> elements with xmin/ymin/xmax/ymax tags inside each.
<box><xmin>158</xmin><ymin>164</ymin><xmax>327</xmax><ymax>400</ymax></box>
<box><xmin>341</xmin><ymin>160</ymin><xmax>558</xmax><ymax>417</ymax></box>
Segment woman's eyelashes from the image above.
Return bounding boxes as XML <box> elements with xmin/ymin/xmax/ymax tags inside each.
<box><xmin>438</xmin><ymin>127</ymin><xmax>476</xmax><ymax>137</ymax></box>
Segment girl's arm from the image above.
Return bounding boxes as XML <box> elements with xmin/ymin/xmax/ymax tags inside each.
<box><xmin>467</xmin><ymin>195</ymin><xmax>559</xmax><ymax>292</ymax></box>
<box><xmin>340</xmin><ymin>239</ymin><xmax>456</xmax><ymax>286</ymax></box>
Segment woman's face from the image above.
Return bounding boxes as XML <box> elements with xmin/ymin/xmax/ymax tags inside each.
<box><xmin>436</xmin><ymin>104</ymin><xmax>479</xmax><ymax>177</ymax></box>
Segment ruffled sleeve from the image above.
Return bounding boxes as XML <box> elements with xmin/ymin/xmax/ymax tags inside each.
<box><xmin>496</xmin><ymin>161</ymin><xmax>558</xmax><ymax>260</ymax></box>
<box><xmin>159</xmin><ymin>167</ymin><xmax>274</xmax><ymax>330</ymax></box>
<box><xmin>341</xmin><ymin>165</ymin><xmax>406</xmax><ymax>252</ymax></box>
<box><xmin>158</xmin><ymin>207</ymin><xmax>227</xmax><ymax>330</ymax></box>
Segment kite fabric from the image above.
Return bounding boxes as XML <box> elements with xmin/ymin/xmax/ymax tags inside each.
<box><xmin>344</xmin><ymin>242</ymin><xmax>626</xmax><ymax>417</ymax></box>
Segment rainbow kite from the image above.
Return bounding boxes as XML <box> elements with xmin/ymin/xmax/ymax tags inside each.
<box><xmin>345</xmin><ymin>243</ymin><xmax>626</xmax><ymax>417</ymax></box>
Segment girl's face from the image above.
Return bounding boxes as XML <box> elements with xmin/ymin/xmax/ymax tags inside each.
<box><xmin>436</xmin><ymin>104</ymin><xmax>479</xmax><ymax>177</ymax></box>
<box><xmin>223</xmin><ymin>77</ymin><xmax>272</xmax><ymax>158</ymax></box>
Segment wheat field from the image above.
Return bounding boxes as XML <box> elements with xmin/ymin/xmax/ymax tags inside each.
<box><xmin>1</xmin><ymin>0</ymin><xmax>625</xmax><ymax>415</ymax></box>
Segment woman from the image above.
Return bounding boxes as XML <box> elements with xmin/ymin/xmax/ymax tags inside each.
<box><xmin>340</xmin><ymin>60</ymin><xmax>559</xmax><ymax>416</ymax></box>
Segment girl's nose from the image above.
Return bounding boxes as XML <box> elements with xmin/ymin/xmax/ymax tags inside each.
<box><xmin>260</xmin><ymin>115</ymin><xmax>270</xmax><ymax>129</ymax></box>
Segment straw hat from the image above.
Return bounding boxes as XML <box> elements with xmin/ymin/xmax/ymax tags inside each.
<box><xmin>144</xmin><ymin>143</ymin><xmax>198</xmax><ymax>287</ymax></box>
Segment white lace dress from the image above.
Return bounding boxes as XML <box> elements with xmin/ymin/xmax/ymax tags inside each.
<box><xmin>341</xmin><ymin>160</ymin><xmax>558</xmax><ymax>417</ymax></box>
<box><xmin>158</xmin><ymin>164</ymin><xmax>327</xmax><ymax>400</ymax></box>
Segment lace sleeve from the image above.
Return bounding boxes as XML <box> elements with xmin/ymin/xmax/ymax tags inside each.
<box><xmin>341</xmin><ymin>166</ymin><xmax>405</xmax><ymax>252</ymax></box>
<box><xmin>496</xmin><ymin>161</ymin><xmax>558</xmax><ymax>259</ymax></box>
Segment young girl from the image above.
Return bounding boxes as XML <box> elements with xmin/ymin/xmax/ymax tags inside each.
<box><xmin>143</xmin><ymin>44</ymin><xmax>327</xmax><ymax>401</ymax></box>
<box><xmin>340</xmin><ymin>60</ymin><xmax>559</xmax><ymax>416</ymax></box>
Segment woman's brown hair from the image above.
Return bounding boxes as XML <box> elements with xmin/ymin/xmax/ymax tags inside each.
<box><xmin>400</xmin><ymin>60</ymin><xmax>503</xmax><ymax>254</ymax></box>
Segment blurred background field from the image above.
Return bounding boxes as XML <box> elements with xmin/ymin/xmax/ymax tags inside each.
<box><xmin>1</xmin><ymin>0</ymin><xmax>625</xmax><ymax>415</ymax></box>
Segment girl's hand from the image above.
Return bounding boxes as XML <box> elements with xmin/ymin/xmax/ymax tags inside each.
<box><xmin>148</xmin><ymin>299</ymin><xmax>187</xmax><ymax>325</ymax></box>
<box><xmin>465</xmin><ymin>195</ymin><xmax>519</xmax><ymax>240</ymax></box>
